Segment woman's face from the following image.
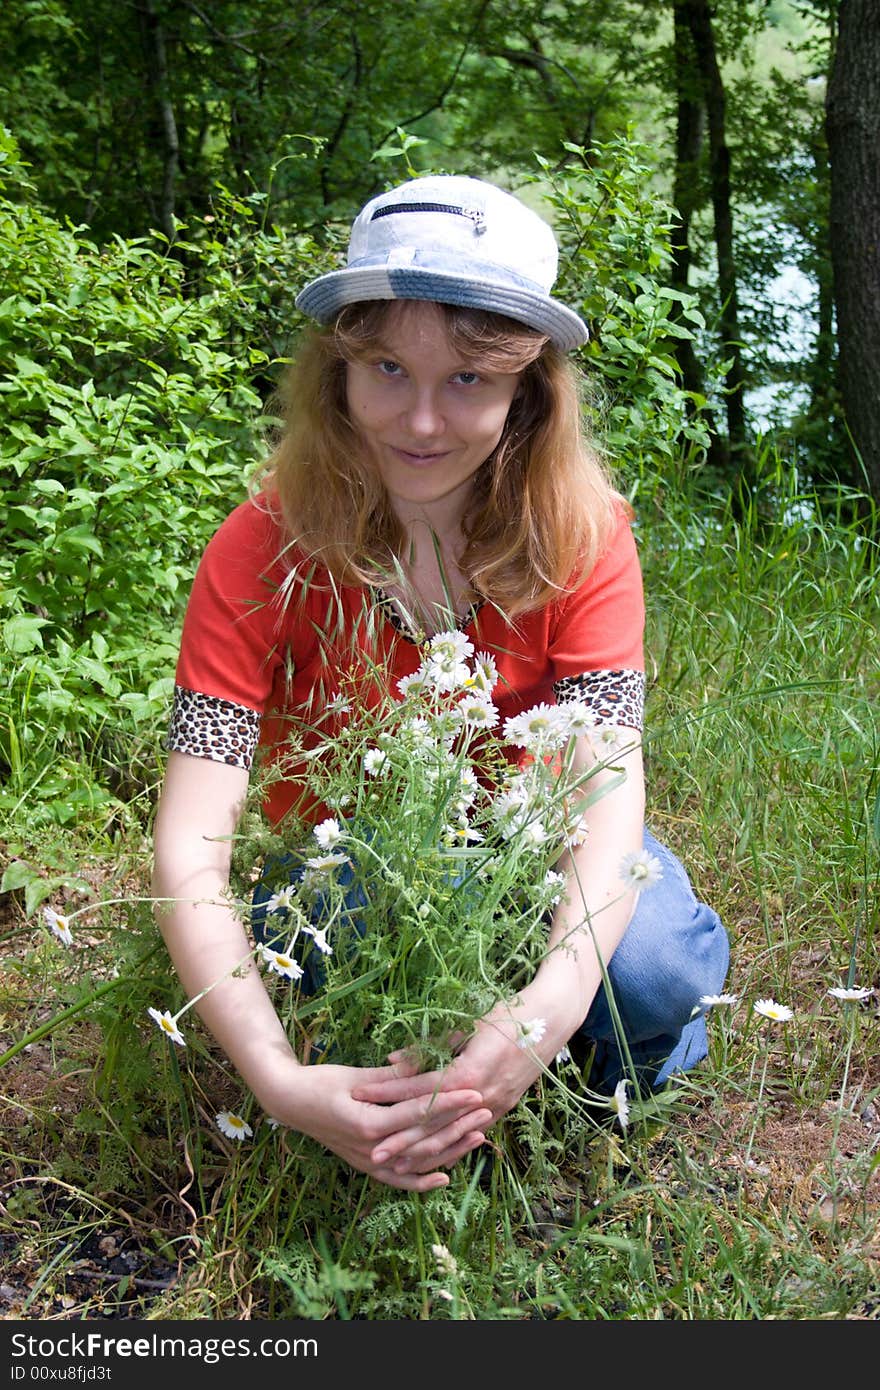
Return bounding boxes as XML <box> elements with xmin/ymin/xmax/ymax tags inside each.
<box><xmin>345</xmin><ymin>301</ymin><xmax>522</xmax><ymax>519</ymax></box>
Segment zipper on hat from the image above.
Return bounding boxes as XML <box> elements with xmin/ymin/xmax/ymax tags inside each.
<box><xmin>464</xmin><ymin>206</ymin><xmax>487</xmax><ymax>234</ymax></box>
<box><xmin>371</xmin><ymin>202</ymin><xmax>486</xmax><ymax>234</ymax></box>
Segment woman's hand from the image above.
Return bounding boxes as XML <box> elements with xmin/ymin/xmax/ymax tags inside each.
<box><xmin>262</xmin><ymin>1053</ymin><xmax>492</xmax><ymax>1191</ymax></box>
<box><xmin>350</xmin><ymin>986</ymin><xmax>571</xmax><ymax>1177</ymax></box>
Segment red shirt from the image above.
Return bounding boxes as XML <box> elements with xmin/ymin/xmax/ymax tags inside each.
<box><xmin>169</xmin><ymin>497</ymin><xmax>645</xmax><ymax>825</ymax></box>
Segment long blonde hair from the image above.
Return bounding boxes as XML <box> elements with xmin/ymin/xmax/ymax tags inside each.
<box><xmin>257</xmin><ymin>301</ymin><xmax>622</xmax><ymax>616</ymax></box>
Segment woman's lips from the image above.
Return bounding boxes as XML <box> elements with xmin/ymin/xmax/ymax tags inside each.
<box><xmin>391</xmin><ymin>447</ymin><xmax>450</xmax><ymax>465</ymax></box>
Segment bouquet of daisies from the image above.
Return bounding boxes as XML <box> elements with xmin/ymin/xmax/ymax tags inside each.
<box><xmin>244</xmin><ymin>630</ymin><xmax>622</xmax><ymax>1072</ymax></box>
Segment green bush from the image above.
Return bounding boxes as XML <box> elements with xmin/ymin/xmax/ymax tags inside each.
<box><xmin>0</xmin><ymin>129</ymin><xmax>333</xmax><ymax>826</ymax></box>
<box><xmin>540</xmin><ymin>135</ymin><xmax>713</xmax><ymax>484</ymax></box>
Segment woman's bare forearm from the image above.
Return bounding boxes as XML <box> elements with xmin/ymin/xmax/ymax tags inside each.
<box><xmin>537</xmin><ymin>731</ymin><xmax>646</xmax><ymax>1035</ymax></box>
<box><xmin>151</xmin><ymin>752</ymin><xmax>301</xmax><ymax>1098</ymax></box>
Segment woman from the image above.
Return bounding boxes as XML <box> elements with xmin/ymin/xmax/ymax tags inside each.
<box><xmin>152</xmin><ymin>174</ymin><xmax>729</xmax><ymax>1191</ymax></box>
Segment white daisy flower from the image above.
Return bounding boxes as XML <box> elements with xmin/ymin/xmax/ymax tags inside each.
<box><xmin>259</xmin><ymin>944</ymin><xmax>305</xmax><ymax>980</ymax></box>
<box><xmin>456</xmin><ymin>765</ymin><xmax>479</xmax><ymax>804</ymax></box>
<box><xmin>147</xmin><ymin>1007</ymin><xmax>186</xmax><ymax>1047</ymax></box>
<box><xmin>403</xmin><ymin>715</ymin><xmax>434</xmax><ymax>748</ymax></box>
<box><xmin>468</xmin><ymin>652</ymin><xmax>499</xmax><ymax>694</ymax></box>
<box><xmin>517</xmin><ymin>1017</ymin><xmax>547</xmax><ymax>1049</ymax></box>
<box><xmin>543</xmin><ymin>870</ymin><xmax>568</xmax><ymax>906</ymax></box>
<box><xmin>313</xmin><ymin>817</ymin><xmax>343</xmax><ymax>851</ymax></box>
<box><xmin>491</xmin><ymin>779</ymin><xmax>536</xmax><ymax>837</ymax></box>
<box><xmin>493</xmin><ymin>781</ymin><xmax>530</xmax><ymax>813</ymax></box>
<box><xmin>442</xmin><ymin>817</ymin><xmax>484</xmax><ymax>847</ymax></box>
<box><xmin>558</xmin><ymin>700</ymin><xmax>598</xmax><ymax>737</ymax></box>
<box><xmin>753</xmin><ymin>997</ymin><xmax>794</xmax><ymax>1023</ymax></box>
<box><xmin>429</xmin><ymin>630</ymin><xmax>474</xmax><ymax>662</ymax></box>
<box><xmin>397</xmin><ymin>669</ymin><xmax>429</xmax><ymax>699</ymax></box>
<box><xmin>326</xmin><ymin>693</ymin><xmax>351</xmax><ymax>717</ymax></box>
<box><xmin>699</xmin><ymin>993</ymin><xmax>739</xmax><ymax>1007</ymax></box>
<box><xmin>266</xmin><ymin>884</ymin><xmax>297</xmax><ymax>915</ymax></box>
<box><xmin>43</xmin><ymin>905</ymin><xmax>73</xmax><ymax>948</ymax></box>
<box><xmin>609</xmin><ymin>1079</ymin><xmax>630</xmax><ymax>1130</ymax></box>
<box><xmin>364</xmin><ymin>748</ymin><xmax>388</xmax><ymax>776</ymax></box>
<box><xmin>265</xmin><ymin>1116</ymin><xmax>282</xmax><ymax>1130</ymax></box>
<box><xmin>215</xmin><ymin>1111</ymin><xmax>253</xmax><ymax>1141</ymax></box>
<box><xmin>503</xmin><ymin>703</ymin><xmax>567</xmax><ymax>755</ymax></box>
<box><xmin>304</xmin><ymin>852</ymin><xmax>350</xmax><ymax>876</ymax></box>
<box><xmin>555</xmin><ymin>1044</ymin><xmax>572</xmax><ymax>1065</ymax></box>
<box><xmin>424</xmin><ymin>656</ymin><xmax>472</xmax><ymax>693</ymax></box>
<box><xmin>619</xmin><ymin>848</ymin><xmax>664</xmax><ymax>891</ymax></box>
<box><xmin>454</xmin><ymin>694</ymin><xmax>499</xmax><ymax>730</ymax></box>
<box><xmin>422</xmin><ymin>631</ymin><xmax>475</xmax><ymax>691</ymax></box>
<box><xmin>594</xmin><ymin>725</ymin><xmax>628</xmax><ymax>755</ymax></box>
<box><xmin>521</xmin><ymin>819</ymin><xmax>549</xmax><ymax>851</ymax></box>
<box><xmin>301</xmin><ymin>924</ymin><xmax>333</xmax><ymax>956</ymax></box>
<box><xmin>298</xmin><ymin>869</ymin><xmax>322</xmax><ymax>897</ymax></box>
<box><xmin>827</xmin><ymin>986</ymin><xmax>874</xmax><ymax>1003</ymax></box>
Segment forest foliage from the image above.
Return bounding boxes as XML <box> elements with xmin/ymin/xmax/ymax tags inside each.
<box><xmin>1</xmin><ymin>0</ymin><xmax>875</xmax><ymax>490</ymax></box>
<box><xmin>1</xmin><ymin>0</ymin><xmax>878</xmax><ymax>829</ymax></box>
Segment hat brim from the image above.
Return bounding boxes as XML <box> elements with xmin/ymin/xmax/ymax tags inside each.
<box><xmin>295</xmin><ymin>264</ymin><xmax>588</xmax><ymax>352</ymax></box>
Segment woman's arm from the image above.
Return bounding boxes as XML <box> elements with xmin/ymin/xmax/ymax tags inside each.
<box><xmin>152</xmin><ymin>751</ymin><xmax>491</xmax><ymax>1188</ymax></box>
<box><xmin>535</xmin><ymin>728</ymin><xmax>646</xmax><ymax>1041</ymax></box>
<box><xmin>350</xmin><ymin>730</ymin><xmax>645</xmax><ymax>1171</ymax></box>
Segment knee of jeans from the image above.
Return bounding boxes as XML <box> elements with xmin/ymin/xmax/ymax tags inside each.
<box><xmin>656</xmin><ymin>909</ymin><xmax>729</xmax><ymax>1036</ymax></box>
<box><xmin>611</xmin><ymin>905</ymin><xmax>730</xmax><ymax>1042</ymax></box>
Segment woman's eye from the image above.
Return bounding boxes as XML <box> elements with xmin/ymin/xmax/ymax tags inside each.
<box><xmin>453</xmin><ymin>371</ymin><xmax>481</xmax><ymax>386</ymax></box>
<box><xmin>377</xmin><ymin>359</ymin><xmax>402</xmax><ymax>376</ymax></box>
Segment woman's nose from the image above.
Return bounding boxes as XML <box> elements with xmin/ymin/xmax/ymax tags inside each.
<box><xmin>403</xmin><ymin>386</ymin><xmax>444</xmax><ymax>437</ymax></box>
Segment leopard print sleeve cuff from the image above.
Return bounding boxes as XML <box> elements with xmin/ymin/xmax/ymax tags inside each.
<box><xmin>553</xmin><ymin>669</ymin><xmax>645</xmax><ymax>730</ymax></box>
<box><xmin>166</xmin><ymin>685</ymin><xmax>262</xmax><ymax>770</ymax></box>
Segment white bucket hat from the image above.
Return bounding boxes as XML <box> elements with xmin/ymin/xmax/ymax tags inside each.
<box><xmin>295</xmin><ymin>175</ymin><xmax>588</xmax><ymax>351</ymax></box>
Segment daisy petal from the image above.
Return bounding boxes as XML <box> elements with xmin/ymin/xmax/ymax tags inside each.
<box><xmin>753</xmin><ymin>997</ymin><xmax>794</xmax><ymax>1023</ymax></box>
<box><xmin>147</xmin><ymin>1006</ymin><xmax>186</xmax><ymax>1047</ymax></box>
<box><xmin>215</xmin><ymin>1110</ymin><xmax>253</xmax><ymax>1141</ymax></box>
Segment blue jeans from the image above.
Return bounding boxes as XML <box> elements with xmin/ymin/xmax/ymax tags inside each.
<box><xmin>251</xmin><ymin>828</ymin><xmax>729</xmax><ymax>1095</ymax></box>
<box><xmin>574</xmin><ymin>829</ymin><xmax>729</xmax><ymax>1094</ymax></box>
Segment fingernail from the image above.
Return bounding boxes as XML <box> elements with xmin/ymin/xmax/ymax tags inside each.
<box><xmin>373</xmin><ymin>1149</ymin><xmax>389</xmax><ymax>1163</ymax></box>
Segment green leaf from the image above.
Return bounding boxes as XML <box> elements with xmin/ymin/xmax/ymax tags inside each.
<box><xmin>147</xmin><ymin>676</ymin><xmax>176</xmax><ymax>703</ymax></box>
<box><xmin>55</xmin><ymin>526</ymin><xmax>104</xmax><ymax>557</ymax></box>
<box><xmin>1</xmin><ymin>860</ymin><xmax>33</xmax><ymax>893</ymax></box>
<box><xmin>25</xmin><ymin>877</ymin><xmax>54</xmax><ymax>916</ymax></box>
<box><xmin>75</xmin><ymin>655</ymin><xmax>121</xmax><ymax>696</ymax></box>
<box><xmin>3</xmin><ymin>614</ymin><xmax>48</xmax><ymax>653</ymax></box>
<box><xmin>11</xmin><ymin>355</ymin><xmax>45</xmax><ymax>378</ymax></box>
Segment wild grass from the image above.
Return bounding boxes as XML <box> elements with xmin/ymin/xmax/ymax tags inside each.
<box><xmin>1</xmin><ymin>461</ymin><xmax>878</xmax><ymax>1321</ymax></box>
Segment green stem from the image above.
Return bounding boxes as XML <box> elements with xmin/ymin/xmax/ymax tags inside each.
<box><xmin>743</xmin><ymin>1047</ymin><xmax>770</xmax><ymax>1167</ymax></box>
<box><xmin>837</xmin><ymin>1009</ymin><xmax>857</xmax><ymax>1118</ymax></box>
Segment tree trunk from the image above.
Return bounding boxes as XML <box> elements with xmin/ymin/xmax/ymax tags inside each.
<box><xmin>141</xmin><ymin>0</ymin><xmax>180</xmax><ymax>242</ymax></box>
<box><xmin>680</xmin><ymin>0</ymin><xmax>749</xmax><ymax>477</ymax></box>
<box><xmin>669</xmin><ymin>0</ymin><xmax>726</xmax><ymax>469</ymax></box>
<box><xmin>826</xmin><ymin>0</ymin><xmax>880</xmax><ymax>501</ymax></box>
